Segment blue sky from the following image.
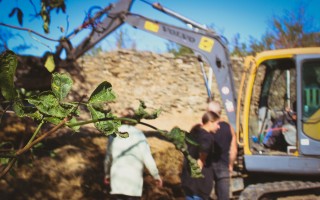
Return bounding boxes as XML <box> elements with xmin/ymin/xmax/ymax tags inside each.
<box><xmin>1</xmin><ymin>0</ymin><xmax>320</xmax><ymax>57</ymax></box>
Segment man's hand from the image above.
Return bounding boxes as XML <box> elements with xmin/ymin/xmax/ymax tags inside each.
<box><xmin>228</xmin><ymin>164</ymin><xmax>233</xmax><ymax>173</ymax></box>
<box><xmin>155</xmin><ymin>178</ymin><xmax>163</xmax><ymax>187</ymax></box>
<box><xmin>197</xmin><ymin>158</ymin><xmax>204</xmax><ymax>169</ymax></box>
<box><xmin>104</xmin><ymin>177</ymin><xmax>110</xmax><ymax>185</ymax></box>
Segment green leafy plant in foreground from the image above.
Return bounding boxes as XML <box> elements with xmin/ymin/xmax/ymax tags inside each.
<box><xmin>0</xmin><ymin>50</ymin><xmax>202</xmax><ymax>178</ymax></box>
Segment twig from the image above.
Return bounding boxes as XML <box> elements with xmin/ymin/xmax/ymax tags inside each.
<box><xmin>0</xmin><ymin>158</ymin><xmax>17</xmax><ymax>178</ymax></box>
<box><xmin>26</xmin><ymin>121</ymin><xmax>44</xmax><ymax>146</ymax></box>
<box><xmin>28</xmin><ymin>32</ymin><xmax>53</xmax><ymax>52</ymax></box>
<box><xmin>0</xmin><ymin>22</ymin><xmax>60</xmax><ymax>42</ymax></box>
<box><xmin>15</xmin><ymin>118</ymin><xmax>68</xmax><ymax>156</ymax></box>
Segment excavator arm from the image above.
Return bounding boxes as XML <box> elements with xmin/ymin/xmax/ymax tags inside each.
<box><xmin>56</xmin><ymin>0</ymin><xmax>238</xmax><ymax>130</ymax></box>
<box><xmin>55</xmin><ymin>0</ymin><xmax>134</xmax><ymax>60</ymax></box>
<box><xmin>124</xmin><ymin>12</ymin><xmax>238</xmax><ymax>129</ymax></box>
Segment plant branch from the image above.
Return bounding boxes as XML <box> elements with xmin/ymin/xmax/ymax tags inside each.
<box><xmin>15</xmin><ymin>118</ymin><xmax>68</xmax><ymax>156</ymax></box>
<box><xmin>26</xmin><ymin>121</ymin><xmax>44</xmax><ymax>146</ymax></box>
<box><xmin>138</xmin><ymin>121</ymin><xmax>160</xmax><ymax>131</ymax></box>
<box><xmin>0</xmin><ymin>158</ymin><xmax>17</xmax><ymax>178</ymax></box>
<box><xmin>0</xmin><ymin>22</ymin><xmax>60</xmax><ymax>42</ymax></box>
<box><xmin>0</xmin><ymin>119</ymin><xmax>67</xmax><ymax>178</ymax></box>
<box><xmin>67</xmin><ymin>117</ymin><xmax>137</xmax><ymax>127</ymax></box>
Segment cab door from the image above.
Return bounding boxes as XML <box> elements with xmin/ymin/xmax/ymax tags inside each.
<box><xmin>296</xmin><ymin>54</ymin><xmax>320</xmax><ymax>155</ymax></box>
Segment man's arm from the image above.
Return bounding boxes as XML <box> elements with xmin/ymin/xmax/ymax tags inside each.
<box><xmin>141</xmin><ymin>140</ymin><xmax>163</xmax><ymax>187</ymax></box>
<box><xmin>229</xmin><ymin>125</ymin><xmax>238</xmax><ymax>172</ymax></box>
<box><xmin>197</xmin><ymin>152</ymin><xmax>208</xmax><ymax>169</ymax></box>
<box><xmin>197</xmin><ymin>131</ymin><xmax>212</xmax><ymax>169</ymax></box>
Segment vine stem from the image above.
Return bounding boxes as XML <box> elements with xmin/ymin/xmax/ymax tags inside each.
<box><xmin>26</xmin><ymin>121</ymin><xmax>44</xmax><ymax>146</ymax></box>
<box><xmin>67</xmin><ymin>117</ymin><xmax>137</xmax><ymax>127</ymax></box>
<box><xmin>138</xmin><ymin>121</ymin><xmax>168</xmax><ymax>137</ymax></box>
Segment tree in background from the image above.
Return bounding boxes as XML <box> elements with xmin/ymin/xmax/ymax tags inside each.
<box><xmin>231</xmin><ymin>4</ymin><xmax>320</xmax><ymax>56</ymax></box>
<box><xmin>267</xmin><ymin>4</ymin><xmax>320</xmax><ymax>49</ymax></box>
<box><xmin>114</xmin><ymin>28</ymin><xmax>137</xmax><ymax>50</ymax></box>
<box><xmin>230</xmin><ymin>33</ymin><xmax>248</xmax><ymax>57</ymax></box>
<box><xmin>166</xmin><ymin>41</ymin><xmax>193</xmax><ymax>57</ymax></box>
<box><xmin>85</xmin><ymin>45</ymin><xmax>103</xmax><ymax>56</ymax></box>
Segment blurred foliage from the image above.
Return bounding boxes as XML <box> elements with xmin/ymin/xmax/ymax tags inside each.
<box><xmin>39</xmin><ymin>0</ymin><xmax>66</xmax><ymax>33</ymax></box>
<box><xmin>166</xmin><ymin>127</ymin><xmax>203</xmax><ymax>178</ymax></box>
<box><xmin>231</xmin><ymin>4</ymin><xmax>320</xmax><ymax>56</ymax></box>
<box><xmin>2</xmin><ymin>0</ymin><xmax>66</xmax><ymax>33</ymax></box>
<box><xmin>114</xmin><ymin>28</ymin><xmax>137</xmax><ymax>50</ymax></box>
<box><xmin>0</xmin><ymin>28</ymin><xmax>31</xmax><ymax>54</ymax></box>
<box><xmin>85</xmin><ymin>46</ymin><xmax>104</xmax><ymax>56</ymax></box>
<box><xmin>8</xmin><ymin>7</ymin><xmax>23</xmax><ymax>26</ymax></box>
<box><xmin>166</xmin><ymin>41</ymin><xmax>193</xmax><ymax>57</ymax></box>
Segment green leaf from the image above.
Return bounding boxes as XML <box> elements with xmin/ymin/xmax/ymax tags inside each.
<box><xmin>44</xmin><ymin>116</ymin><xmax>62</xmax><ymax>125</ymax></box>
<box><xmin>12</xmin><ymin>100</ymin><xmax>25</xmax><ymax>117</ymax></box>
<box><xmin>167</xmin><ymin>127</ymin><xmax>188</xmax><ymax>150</ymax></box>
<box><xmin>61</xmin><ymin>102</ymin><xmax>79</xmax><ymax>116</ymax></box>
<box><xmin>27</xmin><ymin>91</ymin><xmax>70</xmax><ymax>118</ymax></box>
<box><xmin>66</xmin><ymin>117</ymin><xmax>80</xmax><ymax>132</ymax></box>
<box><xmin>40</xmin><ymin>2</ymin><xmax>50</xmax><ymax>33</ymax></box>
<box><xmin>88</xmin><ymin>81</ymin><xmax>116</xmax><ymax>105</ymax></box>
<box><xmin>8</xmin><ymin>7</ymin><xmax>23</xmax><ymax>26</ymax></box>
<box><xmin>13</xmin><ymin>100</ymin><xmax>43</xmax><ymax>121</ymax></box>
<box><xmin>116</xmin><ymin>131</ymin><xmax>129</xmax><ymax>138</ymax></box>
<box><xmin>44</xmin><ymin>54</ymin><xmax>55</xmax><ymax>72</ymax></box>
<box><xmin>135</xmin><ymin>100</ymin><xmax>161</xmax><ymax>121</ymax></box>
<box><xmin>162</xmin><ymin>127</ymin><xmax>202</xmax><ymax>178</ymax></box>
<box><xmin>17</xmin><ymin>8</ymin><xmax>23</xmax><ymax>26</ymax></box>
<box><xmin>163</xmin><ymin>127</ymin><xmax>202</xmax><ymax>178</ymax></box>
<box><xmin>187</xmin><ymin>155</ymin><xmax>204</xmax><ymax>178</ymax></box>
<box><xmin>48</xmin><ymin>0</ymin><xmax>65</xmax><ymax>8</ymax></box>
<box><xmin>8</xmin><ymin>8</ymin><xmax>16</xmax><ymax>17</ymax></box>
<box><xmin>33</xmin><ymin>142</ymin><xmax>43</xmax><ymax>149</ymax></box>
<box><xmin>44</xmin><ymin>115</ymin><xmax>79</xmax><ymax>131</ymax></box>
<box><xmin>0</xmin><ymin>50</ymin><xmax>18</xmax><ymax>101</ymax></box>
<box><xmin>87</xmin><ymin>104</ymin><xmax>120</xmax><ymax>136</ymax></box>
<box><xmin>0</xmin><ymin>158</ymin><xmax>10</xmax><ymax>165</ymax></box>
<box><xmin>185</xmin><ymin>135</ymin><xmax>199</xmax><ymax>146</ymax></box>
<box><xmin>51</xmin><ymin>73</ymin><xmax>72</xmax><ymax>101</ymax></box>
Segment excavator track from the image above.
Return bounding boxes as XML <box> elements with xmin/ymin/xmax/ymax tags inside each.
<box><xmin>239</xmin><ymin>181</ymin><xmax>320</xmax><ymax>200</ymax></box>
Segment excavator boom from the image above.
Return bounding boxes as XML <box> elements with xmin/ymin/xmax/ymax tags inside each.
<box><xmin>55</xmin><ymin>0</ymin><xmax>238</xmax><ymax>129</ymax></box>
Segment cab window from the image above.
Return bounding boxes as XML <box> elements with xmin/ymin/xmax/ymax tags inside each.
<box><xmin>302</xmin><ymin>59</ymin><xmax>320</xmax><ymax>140</ymax></box>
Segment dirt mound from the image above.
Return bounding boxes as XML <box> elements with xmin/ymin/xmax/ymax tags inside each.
<box><xmin>0</xmin><ymin>127</ymin><xmax>184</xmax><ymax>200</ymax></box>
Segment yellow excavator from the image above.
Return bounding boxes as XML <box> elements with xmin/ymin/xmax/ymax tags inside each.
<box><xmin>54</xmin><ymin>0</ymin><xmax>320</xmax><ymax>199</ymax></box>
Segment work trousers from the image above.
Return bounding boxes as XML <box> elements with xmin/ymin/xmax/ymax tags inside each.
<box><xmin>212</xmin><ymin>163</ymin><xmax>230</xmax><ymax>200</ymax></box>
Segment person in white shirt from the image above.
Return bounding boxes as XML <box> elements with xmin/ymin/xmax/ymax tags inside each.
<box><xmin>104</xmin><ymin>108</ymin><xmax>162</xmax><ymax>200</ymax></box>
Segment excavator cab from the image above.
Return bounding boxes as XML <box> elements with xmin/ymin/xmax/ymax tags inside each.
<box><xmin>240</xmin><ymin>48</ymin><xmax>320</xmax><ymax>175</ymax></box>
